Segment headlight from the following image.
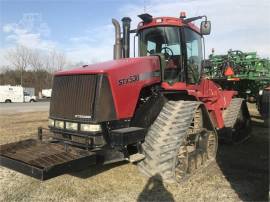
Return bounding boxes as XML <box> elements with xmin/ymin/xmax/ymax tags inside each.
<box><xmin>55</xmin><ymin>120</ymin><xmax>64</xmax><ymax>129</ymax></box>
<box><xmin>246</xmin><ymin>89</ymin><xmax>251</xmax><ymax>94</ymax></box>
<box><xmin>80</xmin><ymin>124</ymin><xmax>101</xmax><ymax>132</ymax></box>
<box><xmin>66</xmin><ymin>122</ymin><xmax>78</xmax><ymax>131</ymax></box>
<box><xmin>48</xmin><ymin>118</ymin><xmax>54</xmax><ymax>127</ymax></box>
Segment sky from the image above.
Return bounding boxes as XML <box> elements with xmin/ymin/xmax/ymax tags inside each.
<box><xmin>0</xmin><ymin>0</ymin><xmax>270</xmax><ymax>67</ymax></box>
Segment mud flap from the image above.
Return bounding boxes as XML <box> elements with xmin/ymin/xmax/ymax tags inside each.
<box><xmin>0</xmin><ymin>139</ymin><xmax>96</xmax><ymax>180</ymax></box>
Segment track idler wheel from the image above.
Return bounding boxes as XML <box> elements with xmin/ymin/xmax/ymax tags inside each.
<box><xmin>175</xmin><ymin>109</ymin><xmax>218</xmax><ymax>182</ymax></box>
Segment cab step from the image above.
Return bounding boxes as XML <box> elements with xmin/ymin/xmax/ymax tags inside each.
<box><xmin>128</xmin><ymin>153</ymin><xmax>145</xmax><ymax>163</ymax></box>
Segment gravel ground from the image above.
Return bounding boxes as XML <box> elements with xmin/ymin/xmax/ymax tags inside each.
<box><xmin>0</xmin><ymin>104</ymin><xmax>269</xmax><ymax>202</ymax></box>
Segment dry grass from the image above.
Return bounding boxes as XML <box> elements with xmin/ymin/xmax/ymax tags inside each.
<box><xmin>0</xmin><ymin>105</ymin><xmax>268</xmax><ymax>202</ymax></box>
<box><xmin>0</xmin><ymin>112</ymin><xmax>48</xmax><ymax>144</ymax></box>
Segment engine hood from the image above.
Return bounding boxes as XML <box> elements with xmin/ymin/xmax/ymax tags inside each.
<box><xmin>51</xmin><ymin>56</ymin><xmax>161</xmax><ymax>120</ymax></box>
<box><xmin>55</xmin><ymin>56</ymin><xmax>160</xmax><ymax>76</ymax></box>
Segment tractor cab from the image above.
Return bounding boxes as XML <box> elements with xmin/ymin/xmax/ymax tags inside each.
<box><xmin>136</xmin><ymin>13</ymin><xmax>211</xmax><ymax>84</ymax></box>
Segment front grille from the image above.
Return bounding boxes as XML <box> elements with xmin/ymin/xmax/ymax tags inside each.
<box><xmin>50</xmin><ymin>74</ymin><xmax>97</xmax><ymax>121</ymax></box>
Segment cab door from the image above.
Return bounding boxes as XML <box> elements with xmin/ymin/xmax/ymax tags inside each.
<box><xmin>182</xmin><ymin>28</ymin><xmax>203</xmax><ymax>84</ymax></box>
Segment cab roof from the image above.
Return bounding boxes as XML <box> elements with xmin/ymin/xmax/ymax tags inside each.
<box><xmin>137</xmin><ymin>16</ymin><xmax>200</xmax><ymax>34</ymax></box>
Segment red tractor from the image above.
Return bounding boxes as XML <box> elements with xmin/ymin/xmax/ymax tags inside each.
<box><xmin>0</xmin><ymin>12</ymin><xmax>251</xmax><ymax>183</ymax></box>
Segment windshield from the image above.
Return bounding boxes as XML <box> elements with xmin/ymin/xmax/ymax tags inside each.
<box><xmin>139</xmin><ymin>26</ymin><xmax>181</xmax><ymax>57</ymax></box>
<box><xmin>139</xmin><ymin>26</ymin><xmax>183</xmax><ymax>82</ymax></box>
<box><xmin>139</xmin><ymin>26</ymin><xmax>203</xmax><ymax>83</ymax></box>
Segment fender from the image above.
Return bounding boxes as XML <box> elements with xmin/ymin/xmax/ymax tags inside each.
<box><xmin>161</xmin><ymin>79</ymin><xmax>237</xmax><ymax>128</ymax></box>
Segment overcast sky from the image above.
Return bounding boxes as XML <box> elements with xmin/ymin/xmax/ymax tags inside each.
<box><xmin>0</xmin><ymin>0</ymin><xmax>269</xmax><ymax>67</ymax></box>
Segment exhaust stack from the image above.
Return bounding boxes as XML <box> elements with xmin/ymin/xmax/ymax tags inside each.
<box><xmin>121</xmin><ymin>17</ymin><xmax>131</xmax><ymax>58</ymax></box>
<box><xmin>112</xmin><ymin>18</ymin><xmax>122</xmax><ymax>60</ymax></box>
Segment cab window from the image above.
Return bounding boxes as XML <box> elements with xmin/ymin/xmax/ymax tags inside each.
<box><xmin>184</xmin><ymin>29</ymin><xmax>203</xmax><ymax>83</ymax></box>
<box><xmin>139</xmin><ymin>26</ymin><xmax>183</xmax><ymax>82</ymax></box>
<box><xmin>147</xmin><ymin>41</ymin><xmax>156</xmax><ymax>54</ymax></box>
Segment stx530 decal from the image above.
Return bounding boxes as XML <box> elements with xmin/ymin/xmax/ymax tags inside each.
<box><xmin>118</xmin><ymin>75</ymin><xmax>139</xmax><ymax>86</ymax></box>
<box><xmin>118</xmin><ymin>70</ymin><xmax>160</xmax><ymax>86</ymax></box>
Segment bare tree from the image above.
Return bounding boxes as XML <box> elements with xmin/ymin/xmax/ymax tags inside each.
<box><xmin>46</xmin><ymin>49</ymin><xmax>67</xmax><ymax>72</ymax></box>
<box><xmin>55</xmin><ymin>52</ymin><xmax>66</xmax><ymax>71</ymax></box>
<box><xmin>5</xmin><ymin>45</ymin><xmax>31</xmax><ymax>85</ymax></box>
<box><xmin>29</xmin><ymin>49</ymin><xmax>44</xmax><ymax>71</ymax></box>
<box><xmin>5</xmin><ymin>45</ymin><xmax>67</xmax><ymax>87</ymax></box>
<box><xmin>0</xmin><ymin>65</ymin><xmax>12</xmax><ymax>74</ymax></box>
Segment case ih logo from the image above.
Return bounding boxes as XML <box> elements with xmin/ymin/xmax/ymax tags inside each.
<box><xmin>75</xmin><ymin>115</ymin><xmax>92</xmax><ymax>119</ymax></box>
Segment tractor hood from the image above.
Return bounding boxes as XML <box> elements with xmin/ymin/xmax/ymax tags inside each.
<box><xmin>55</xmin><ymin>56</ymin><xmax>160</xmax><ymax>76</ymax></box>
<box><xmin>50</xmin><ymin>56</ymin><xmax>161</xmax><ymax>122</ymax></box>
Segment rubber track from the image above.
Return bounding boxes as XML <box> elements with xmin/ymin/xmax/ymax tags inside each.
<box><xmin>223</xmin><ymin>98</ymin><xmax>243</xmax><ymax>128</ymax></box>
<box><xmin>138</xmin><ymin>100</ymin><xmax>200</xmax><ymax>183</ymax></box>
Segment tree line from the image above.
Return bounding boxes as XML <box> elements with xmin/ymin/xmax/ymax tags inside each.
<box><xmin>0</xmin><ymin>45</ymin><xmax>68</xmax><ymax>95</ymax></box>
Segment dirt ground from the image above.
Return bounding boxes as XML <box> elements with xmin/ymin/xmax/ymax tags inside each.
<box><xmin>0</xmin><ymin>104</ymin><xmax>269</xmax><ymax>202</ymax></box>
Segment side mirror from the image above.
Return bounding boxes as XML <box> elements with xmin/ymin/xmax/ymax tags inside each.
<box><xmin>200</xmin><ymin>21</ymin><xmax>211</xmax><ymax>35</ymax></box>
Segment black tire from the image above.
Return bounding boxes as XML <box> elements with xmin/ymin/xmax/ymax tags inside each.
<box><xmin>5</xmin><ymin>99</ymin><xmax>11</xmax><ymax>103</ymax></box>
<box><xmin>138</xmin><ymin>100</ymin><xmax>218</xmax><ymax>183</ymax></box>
<box><xmin>30</xmin><ymin>99</ymin><xmax>35</xmax><ymax>103</ymax></box>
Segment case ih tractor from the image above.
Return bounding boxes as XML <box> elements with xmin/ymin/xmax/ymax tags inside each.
<box><xmin>0</xmin><ymin>12</ymin><xmax>251</xmax><ymax>183</ymax></box>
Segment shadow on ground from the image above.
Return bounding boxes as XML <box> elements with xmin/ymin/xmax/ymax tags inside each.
<box><xmin>216</xmin><ymin>117</ymin><xmax>269</xmax><ymax>201</ymax></box>
<box><xmin>137</xmin><ymin>174</ymin><xmax>174</xmax><ymax>202</ymax></box>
